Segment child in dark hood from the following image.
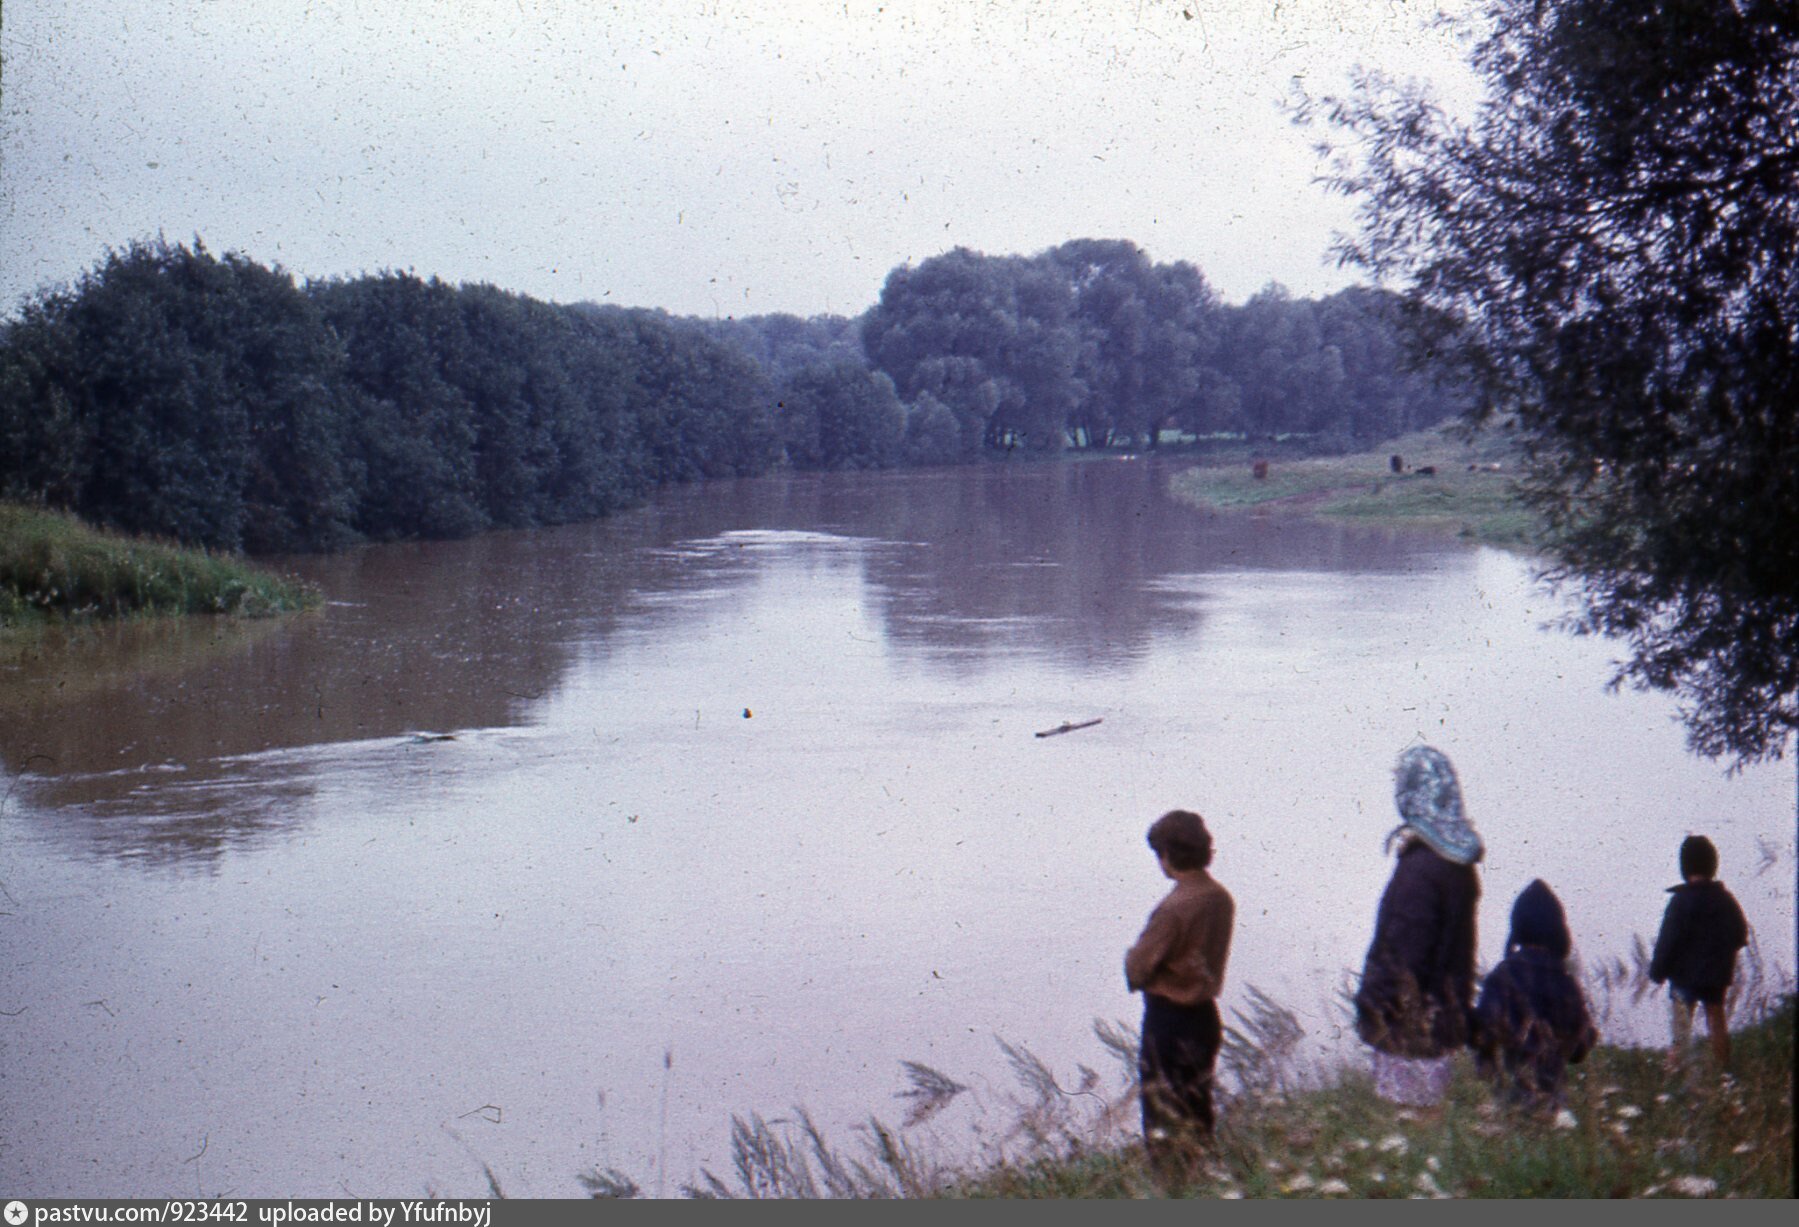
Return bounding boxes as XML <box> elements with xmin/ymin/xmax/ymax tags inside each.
<box><xmin>1354</xmin><ymin>746</ymin><xmax>1482</xmax><ymax>1108</ymax></box>
<box><xmin>1471</xmin><ymin>879</ymin><xmax>1598</xmax><ymax>1109</ymax></box>
<box><xmin>1649</xmin><ymin>835</ymin><xmax>1749</xmax><ymax>1072</ymax></box>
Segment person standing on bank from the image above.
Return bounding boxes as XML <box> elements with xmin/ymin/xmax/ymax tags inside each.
<box><xmin>1125</xmin><ymin>809</ymin><xmax>1236</xmax><ymax>1168</ymax></box>
<box><xmin>1353</xmin><ymin>746</ymin><xmax>1483</xmax><ymax>1110</ymax></box>
<box><xmin>1649</xmin><ymin>834</ymin><xmax>1750</xmax><ymax>1073</ymax></box>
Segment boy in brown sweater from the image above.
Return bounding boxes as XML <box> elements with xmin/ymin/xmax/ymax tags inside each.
<box><xmin>1125</xmin><ymin>809</ymin><xmax>1236</xmax><ymax>1168</ymax></box>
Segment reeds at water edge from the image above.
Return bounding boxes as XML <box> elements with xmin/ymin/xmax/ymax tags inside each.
<box><xmin>560</xmin><ymin>946</ymin><xmax>1793</xmax><ymax>1198</ymax></box>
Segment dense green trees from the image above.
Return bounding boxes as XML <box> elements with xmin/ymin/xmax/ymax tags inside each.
<box><xmin>606</xmin><ymin>305</ymin><xmax>780</xmax><ymax>484</ymax></box>
<box><xmin>862</xmin><ymin>241</ymin><xmax>1461</xmax><ymax>454</ymax></box>
<box><xmin>312</xmin><ymin>271</ymin><xmax>486</xmax><ymax>540</ymax></box>
<box><xmin>698</xmin><ymin>312</ymin><xmax>862</xmax><ymax>384</ymax></box>
<box><xmin>1315</xmin><ymin>0</ymin><xmax>1799</xmax><ymax>764</ymax></box>
<box><xmin>0</xmin><ymin>242</ymin><xmax>780</xmax><ymax>553</ymax></box>
<box><xmin>1046</xmin><ymin>239</ymin><xmax>1216</xmax><ymax>449</ymax></box>
<box><xmin>0</xmin><ymin>235</ymin><xmax>1465</xmax><ymax>558</ymax></box>
<box><xmin>0</xmin><ymin>240</ymin><xmax>355</xmax><ymax>553</ymax></box>
<box><xmin>776</xmin><ymin>359</ymin><xmax>906</xmax><ymax>471</ymax></box>
<box><xmin>860</xmin><ymin>247</ymin><xmax>1040</xmax><ymax>454</ymax></box>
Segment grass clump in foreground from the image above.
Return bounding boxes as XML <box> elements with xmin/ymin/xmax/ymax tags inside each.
<box><xmin>0</xmin><ymin>502</ymin><xmax>319</xmax><ymax>630</ymax></box>
<box><xmin>1167</xmin><ymin>424</ymin><xmax>1542</xmax><ymax>549</ymax></box>
<box><xmin>958</xmin><ymin>994</ymin><xmax>1793</xmax><ymax>1199</ymax></box>
<box><xmin>593</xmin><ymin>986</ymin><xmax>1792</xmax><ymax>1199</ymax></box>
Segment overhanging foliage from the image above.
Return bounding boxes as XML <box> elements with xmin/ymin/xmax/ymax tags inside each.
<box><xmin>1310</xmin><ymin>0</ymin><xmax>1799</xmax><ymax>764</ymax></box>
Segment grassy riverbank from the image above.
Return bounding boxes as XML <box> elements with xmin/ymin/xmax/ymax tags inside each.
<box><xmin>625</xmin><ymin>989</ymin><xmax>1792</xmax><ymax>1200</ymax></box>
<box><xmin>1167</xmin><ymin>425</ymin><xmax>1542</xmax><ymax>549</ymax></box>
<box><xmin>0</xmin><ymin>502</ymin><xmax>319</xmax><ymax>630</ymax></box>
<box><xmin>950</xmin><ymin>998</ymin><xmax>1794</xmax><ymax>1199</ymax></box>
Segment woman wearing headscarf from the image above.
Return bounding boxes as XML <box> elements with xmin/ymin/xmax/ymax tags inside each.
<box><xmin>1353</xmin><ymin>745</ymin><xmax>1483</xmax><ymax>1108</ymax></box>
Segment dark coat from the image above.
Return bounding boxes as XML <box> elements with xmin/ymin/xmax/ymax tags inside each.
<box><xmin>1354</xmin><ymin>841</ymin><xmax>1481</xmax><ymax>1058</ymax></box>
<box><xmin>1472</xmin><ymin>880</ymin><xmax>1598</xmax><ymax>1104</ymax></box>
<box><xmin>1648</xmin><ymin>880</ymin><xmax>1749</xmax><ymax>999</ymax></box>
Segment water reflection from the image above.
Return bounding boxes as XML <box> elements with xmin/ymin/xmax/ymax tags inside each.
<box><xmin>0</xmin><ymin>462</ymin><xmax>1455</xmax><ymax>867</ymax></box>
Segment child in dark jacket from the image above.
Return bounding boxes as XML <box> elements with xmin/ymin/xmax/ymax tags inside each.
<box><xmin>1471</xmin><ymin>879</ymin><xmax>1598</xmax><ymax>1109</ymax></box>
<box><xmin>1649</xmin><ymin>835</ymin><xmax>1749</xmax><ymax>1071</ymax></box>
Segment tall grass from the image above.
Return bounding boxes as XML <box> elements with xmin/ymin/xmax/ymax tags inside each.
<box><xmin>0</xmin><ymin>502</ymin><xmax>319</xmax><ymax>629</ymax></box>
<box><xmin>576</xmin><ymin>958</ymin><xmax>1793</xmax><ymax>1199</ymax></box>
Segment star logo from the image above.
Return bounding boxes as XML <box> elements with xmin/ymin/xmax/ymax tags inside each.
<box><xmin>4</xmin><ymin>1202</ymin><xmax>28</xmax><ymax>1226</ymax></box>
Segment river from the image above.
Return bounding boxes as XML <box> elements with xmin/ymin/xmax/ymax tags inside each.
<box><xmin>1</xmin><ymin>459</ymin><xmax>1792</xmax><ymax>1196</ymax></box>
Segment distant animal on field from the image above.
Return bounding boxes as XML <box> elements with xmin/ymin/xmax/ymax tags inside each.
<box><xmin>1252</xmin><ymin>459</ymin><xmax>1270</xmax><ymax>480</ymax></box>
<box><xmin>1416</xmin><ymin>465</ymin><xmax>1437</xmax><ymax>476</ymax></box>
<box><xmin>1390</xmin><ymin>454</ymin><xmax>1404</xmax><ymax>474</ymax></box>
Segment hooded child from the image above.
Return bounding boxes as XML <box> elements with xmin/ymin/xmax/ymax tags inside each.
<box><xmin>1353</xmin><ymin>745</ymin><xmax>1483</xmax><ymax>1108</ymax></box>
<box><xmin>1471</xmin><ymin>878</ymin><xmax>1599</xmax><ymax>1108</ymax></box>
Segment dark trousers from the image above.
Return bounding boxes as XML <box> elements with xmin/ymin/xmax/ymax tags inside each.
<box><xmin>1138</xmin><ymin>994</ymin><xmax>1222</xmax><ymax>1155</ymax></box>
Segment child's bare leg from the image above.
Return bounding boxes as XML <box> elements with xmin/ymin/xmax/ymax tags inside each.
<box><xmin>1667</xmin><ymin>997</ymin><xmax>1695</xmax><ymax>1071</ymax></box>
<box><xmin>1702</xmin><ymin>1001</ymin><xmax>1731</xmax><ymax>1069</ymax></box>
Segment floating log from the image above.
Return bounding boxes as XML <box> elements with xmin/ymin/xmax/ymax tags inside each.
<box><xmin>1035</xmin><ymin>718</ymin><xmax>1103</xmax><ymax>739</ymax></box>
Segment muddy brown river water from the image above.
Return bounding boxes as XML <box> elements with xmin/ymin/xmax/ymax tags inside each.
<box><xmin>2</xmin><ymin>459</ymin><xmax>1791</xmax><ymax>1196</ymax></box>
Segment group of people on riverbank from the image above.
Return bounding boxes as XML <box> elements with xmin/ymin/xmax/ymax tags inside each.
<box><xmin>1122</xmin><ymin>745</ymin><xmax>1752</xmax><ymax>1171</ymax></box>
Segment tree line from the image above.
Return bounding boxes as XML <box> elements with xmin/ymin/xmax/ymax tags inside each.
<box><xmin>861</xmin><ymin>238</ymin><xmax>1462</xmax><ymax>455</ymax></box>
<box><xmin>0</xmin><ymin>236</ymin><xmax>1465</xmax><ymax>555</ymax></box>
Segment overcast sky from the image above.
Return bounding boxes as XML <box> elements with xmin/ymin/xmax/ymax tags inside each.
<box><xmin>1</xmin><ymin>1</ymin><xmax>1477</xmax><ymax>321</ymax></box>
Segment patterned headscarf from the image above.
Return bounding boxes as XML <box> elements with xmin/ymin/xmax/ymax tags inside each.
<box><xmin>1389</xmin><ymin>745</ymin><xmax>1483</xmax><ymax>865</ymax></box>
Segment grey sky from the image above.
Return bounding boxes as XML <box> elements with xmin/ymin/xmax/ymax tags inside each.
<box><xmin>1</xmin><ymin>0</ymin><xmax>1475</xmax><ymax>321</ymax></box>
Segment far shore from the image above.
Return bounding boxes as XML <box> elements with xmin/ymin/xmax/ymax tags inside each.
<box><xmin>1166</xmin><ymin>426</ymin><xmax>1541</xmax><ymax>551</ymax></box>
<box><xmin>3</xmin><ymin>427</ymin><xmax>1536</xmax><ymax>634</ymax></box>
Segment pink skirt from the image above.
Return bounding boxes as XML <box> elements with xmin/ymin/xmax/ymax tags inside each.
<box><xmin>1371</xmin><ymin>1050</ymin><xmax>1453</xmax><ymax>1106</ymax></box>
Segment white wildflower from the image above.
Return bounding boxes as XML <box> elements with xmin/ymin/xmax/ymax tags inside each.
<box><xmin>1319</xmin><ymin>1179</ymin><xmax>1351</xmax><ymax>1196</ymax></box>
<box><xmin>1616</xmin><ymin>1104</ymin><xmax>1643</xmax><ymax>1119</ymax></box>
<box><xmin>1641</xmin><ymin>1184</ymin><xmax>1664</xmax><ymax>1197</ymax></box>
<box><xmin>1553</xmin><ymin>1109</ymin><xmax>1578</xmax><ymax>1130</ymax></box>
<box><xmin>1612</xmin><ymin>1122</ymin><xmax>1631</xmax><ymax>1137</ymax></box>
<box><xmin>1219</xmin><ymin>1188</ymin><xmax>1244</xmax><ymax>1200</ymax></box>
<box><xmin>1600</xmin><ymin>1084</ymin><xmax>1622</xmax><ymax>1097</ymax></box>
<box><xmin>1415</xmin><ymin>1171</ymin><xmax>1449</xmax><ymax>1199</ymax></box>
<box><xmin>1426</xmin><ymin>1155</ymin><xmax>1440</xmax><ymax>1172</ymax></box>
<box><xmin>1378</xmin><ymin>1134</ymin><xmax>1408</xmax><ymax>1154</ymax></box>
<box><xmin>1346</xmin><ymin>1138</ymin><xmax>1370</xmax><ymax>1152</ymax></box>
<box><xmin>1655</xmin><ymin>1093</ymin><xmax>1671</xmax><ymax>1104</ymax></box>
<box><xmin>1668</xmin><ymin>1175</ymin><xmax>1718</xmax><ymax>1198</ymax></box>
<box><xmin>1732</xmin><ymin>1142</ymin><xmax>1754</xmax><ymax>1155</ymax></box>
<box><xmin>1283</xmin><ymin>1174</ymin><xmax>1315</xmax><ymax>1193</ymax></box>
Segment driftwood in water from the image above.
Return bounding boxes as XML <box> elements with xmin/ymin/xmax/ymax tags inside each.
<box><xmin>1035</xmin><ymin>718</ymin><xmax>1103</xmax><ymax>739</ymax></box>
